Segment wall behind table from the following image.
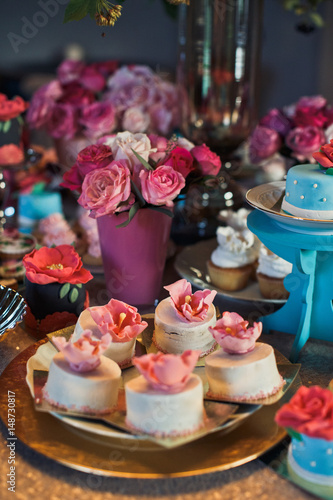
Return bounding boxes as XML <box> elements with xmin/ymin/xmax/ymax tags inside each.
<box><xmin>0</xmin><ymin>0</ymin><xmax>328</xmax><ymax>115</ymax></box>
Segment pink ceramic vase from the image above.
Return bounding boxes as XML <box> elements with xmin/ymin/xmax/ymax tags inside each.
<box><xmin>97</xmin><ymin>208</ymin><xmax>172</xmax><ymax>306</ymax></box>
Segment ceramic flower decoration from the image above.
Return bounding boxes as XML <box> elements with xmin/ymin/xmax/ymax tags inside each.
<box><xmin>208</xmin><ymin>311</ymin><xmax>262</xmax><ymax>354</ymax></box>
<box><xmin>133</xmin><ymin>350</ymin><xmax>200</xmax><ymax>393</ymax></box>
<box><xmin>89</xmin><ymin>298</ymin><xmax>148</xmax><ymax>342</ymax></box>
<box><xmin>164</xmin><ymin>278</ymin><xmax>217</xmax><ymax>322</ymax></box>
<box><xmin>275</xmin><ymin>385</ymin><xmax>333</xmax><ymax>441</ymax></box>
<box><xmin>53</xmin><ymin>330</ymin><xmax>112</xmax><ymax>372</ymax></box>
<box><xmin>312</xmin><ymin>139</ymin><xmax>333</xmax><ymax>170</ymax></box>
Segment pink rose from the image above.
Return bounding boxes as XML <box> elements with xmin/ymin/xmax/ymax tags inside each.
<box><xmin>286</xmin><ymin>126</ymin><xmax>325</xmax><ymax>161</ymax></box>
<box><xmin>89</xmin><ymin>299</ymin><xmax>148</xmax><ymax>343</ymax></box>
<box><xmin>259</xmin><ymin>108</ymin><xmax>292</xmax><ymax>137</ymax></box>
<box><xmin>139</xmin><ymin>165</ymin><xmax>185</xmax><ymax>207</ymax></box>
<box><xmin>249</xmin><ymin>126</ymin><xmax>282</xmax><ymax>164</ymax></box>
<box><xmin>133</xmin><ymin>350</ymin><xmax>201</xmax><ymax>393</ymax></box>
<box><xmin>46</xmin><ymin>103</ymin><xmax>77</xmax><ymax>139</ymax></box>
<box><xmin>0</xmin><ymin>144</ymin><xmax>24</xmax><ymax>165</ymax></box>
<box><xmin>148</xmin><ymin>134</ymin><xmax>168</xmax><ymax>163</ymax></box>
<box><xmin>54</xmin><ymin>330</ymin><xmax>111</xmax><ymax>372</ymax></box>
<box><xmin>57</xmin><ymin>59</ymin><xmax>84</xmax><ymax>85</ymax></box>
<box><xmin>78</xmin><ymin>160</ymin><xmax>132</xmax><ymax>217</ymax></box>
<box><xmin>59</xmin><ymin>83</ymin><xmax>95</xmax><ymax>107</ymax></box>
<box><xmin>23</xmin><ymin>245</ymin><xmax>93</xmax><ymax>285</ymax></box>
<box><xmin>122</xmin><ymin>107</ymin><xmax>150</xmax><ymax>133</ymax></box>
<box><xmin>164</xmin><ymin>146</ymin><xmax>195</xmax><ymax>179</ymax></box>
<box><xmin>89</xmin><ymin>60</ymin><xmax>118</xmax><ymax>78</ymax></box>
<box><xmin>108</xmin><ymin>131</ymin><xmax>152</xmax><ymax>170</ymax></box>
<box><xmin>275</xmin><ymin>385</ymin><xmax>333</xmax><ymax>440</ymax></box>
<box><xmin>294</xmin><ymin>95</ymin><xmax>328</xmax><ymax>128</ymax></box>
<box><xmin>208</xmin><ymin>312</ymin><xmax>262</xmax><ymax>354</ymax></box>
<box><xmin>312</xmin><ymin>139</ymin><xmax>333</xmax><ymax>168</ymax></box>
<box><xmin>149</xmin><ymin>102</ymin><xmax>173</xmax><ymax>135</ymax></box>
<box><xmin>26</xmin><ymin>81</ymin><xmax>62</xmax><ymax>129</ymax></box>
<box><xmin>191</xmin><ymin>144</ymin><xmax>222</xmax><ymax>176</ymax></box>
<box><xmin>79</xmin><ymin>101</ymin><xmax>115</xmax><ymax>138</ymax></box>
<box><xmin>61</xmin><ymin>144</ymin><xmax>113</xmax><ymax>191</ymax></box>
<box><xmin>80</xmin><ymin>65</ymin><xmax>106</xmax><ymax>92</ymax></box>
<box><xmin>164</xmin><ymin>279</ymin><xmax>216</xmax><ymax>322</ymax></box>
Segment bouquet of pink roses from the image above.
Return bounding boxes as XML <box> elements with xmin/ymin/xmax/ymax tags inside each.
<box><xmin>61</xmin><ymin>131</ymin><xmax>221</xmax><ymax>227</ymax></box>
<box><xmin>249</xmin><ymin>95</ymin><xmax>333</xmax><ymax>167</ymax></box>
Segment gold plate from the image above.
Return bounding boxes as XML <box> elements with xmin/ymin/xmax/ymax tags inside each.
<box><xmin>0</xmin><ymin>337</ymin><xmax>302</xmax><ymax>478</ymax></box>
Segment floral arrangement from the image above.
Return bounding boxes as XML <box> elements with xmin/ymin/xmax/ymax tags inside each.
<box><xmin>89</xmin><ymin>298</ymin><xmax>148</xmax><ymax>343</ymax></box>
<box><xmin>249</xmin><ymin>95</ymin><xmax>333</xmax><ymax>167</ymax></box>
<box><xmin>61</xmin><ymin>131</ymin><xmax>221</xmax><ymax>226</ymax></box>
<box><xmin>27</xmin><ymin>61</ymin><xmax>180</xmax><ymax>140</ymax></box>
<box><xmin>208</xmin><ymin>311</ymin><xmax>262</xmax><ymax>354</ymax></box>
<box><xmin>53</xmin><ymin>330</ymin><xmax>112</xmax><ymax>372</ymax></box>
<box><xmin>275</xmin><ymin>385</ymin><xmax>333</xmax><ymax>441</ymax></box>
<box><xmin>0</xmin><ymin>93</ymin><xmax>29</xmax><ymax>165</ymax></box>
<box><xmin>164</xmin><ymin>278</ymin><xmax>216</xmax><ymax>322</ymax></box>
<box><xmin>133</xmin><ymin>350</ymin><xmax>200</xmax><ymax>393</ymax></box>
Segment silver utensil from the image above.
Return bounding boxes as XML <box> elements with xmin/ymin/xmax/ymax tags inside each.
<box><xmin>0</xmin><ymin>285</ymin><xmax>26</xmax><ymax>338</ymax></box>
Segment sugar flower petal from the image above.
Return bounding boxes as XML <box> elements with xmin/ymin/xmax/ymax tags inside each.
<box><xmin>164</xmin><ymin>279</ymin><xmax>216</xmax><ymax>322</ymax></box>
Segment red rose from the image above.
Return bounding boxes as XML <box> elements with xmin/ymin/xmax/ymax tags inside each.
<box><xmin>0</xmin><ymin>144</ymin><xmax>24</xmax><ymax>165</ymax></box>
<box><xmin>61</xmin><ymin>144</ymin><xmax>113</xmax><ymax>191</ymax></box>
<box><xmin>46</xmin><ymin>103</ymin><xmax>77</xmax><ymax>140</ymax></box>
<box><xmin>275</xmin><ymin>385</ymin><xmax>333</xmax><ymax>440</ymax></box>
<box><xmin>313</xmin><ymin>139</ymin><xmax>333</xmax><ymax>168</ymax></box>
<box><xmin>23</xmin><ymin>245</ymin><xmax>93</xmax><ymax>285</ymax></box>
<box><xmin>294</xmin><ymin>95</ymin><xmax>328</xmax><ymax>129</ymax></box>
<box><xmin>164</xmin><ymin>146</ymin><xmax>195</xmax><ymax>179</ymax></box>
<box><xmin>191</xmin><ymin>144</ymin><xmax>222</xmax><ymax>176</ymax></box>
<box><xmin>0</xmin><ymin>93</ymin><xmax>29</xmax><ymax>121</ymax></box>
<box><xmin>59</xmin><ymin>83</ymin><xmax>95</xmax><ymax>107</ymax></box>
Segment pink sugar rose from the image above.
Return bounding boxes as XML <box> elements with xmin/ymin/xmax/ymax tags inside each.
<box><xmin>23</xmin><ymin>245</ymin><xmax>93</xmax><ymax>285</ymax></box>
<box><xmin>294</xmin><ymin>95</ymin><xmax>328</xmax><ymax>129</ymax></box>
<box><xmin>286</xmin><ymin>125</ymin><xmax>325</xmax><ymax>161</ymax></box>
<box><xmin>275</xmin><ymin>385</ymin><xmax>333</xmax><ymax>440</ymax></box>
<box><xmin>54</xmin><ymin>330</ymin><xmax>112</xmax><ymax>372</ymax></box>
<box><xmin>312</xmin><ymin>139</ymin><xmax>333</xmax><ymax>168</ymax></box>
<box><xmin>208</xmin><ymin>312</ymin><xmax>262</xmax><ymax>354</ymax></box>
<box><xmin>80</xmin><ymin>65</ymin><xmax>106</xmax><ymax>92</ymax></box>
<box><xmin>61</xmin><ymin>144</ymin><xmax>113</xmax><ymax>191</ymax></box>
<box><xmin>191</xmin><ymin>144</ymin><xmax>222</xmax><ymax>176</ymax></box>
<box><xmin>89</xmin><ymin>299</ymin><xmax>148</xmax><ymax>343</ymax></box>
<box><xmin>164</xmin><ymin>279</ymin><xmax>216</xmax><ymax>322</ymax></box>
<box><xmin>122</xmin><ymin>106</ymin><xmax>150</xmax><ymax>134</ymax></box>
<box><xmin>133</xmin><ymin>350</ymin><xmax>201</xmax><ymax>393</ymax></box>
<box><xmin>164</xmin><ymin>146</ymin><xmax>195</xmax><ymax>179</ymax></box>
<box><xmin>78</xmin><ymin>160</ymin><xmax>133</xmax><ymax>217</ymax></box>
<box><xmin>46</xmin><ymin>103</ymin><xmax>77</xmax><ymax>139</ymax></box>
<box><xmin>108</xmin><ymin>131</ymin><xmax>153</xmax><ymax>169</ymax></box>
<box><xmin>249</xmin><ymin>125</ymin><xmax>282</xmax><ymax>164</ymax></box>
<box><xmin>57</xmin><ymin>59</ymin><xmax>84</xmax><ymax>85</ymax></box>
<box><xmin>139</xmin><ymin>165</ymin><xmax>185</xmax><ymax>207</ymax></box>
<box><xmin>79</xmin><ymin>101</ymin><xmax>115</xmax><ymax>138</ymax></box>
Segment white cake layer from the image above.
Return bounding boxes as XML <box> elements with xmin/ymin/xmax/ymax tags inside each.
<box><xmin>72</xmin><ymin>308</ymin><xmax>136</xmax><ymax>366</ymax></box>
<box><xmin>125</xmin><ymin>374</ymin><xmax>204</xmax><ymax>436</ymax></box>
<box><xmin>43</xmin><ymin>352</ymin><xmax>121</xmax><ymax>413</ymax></box>
<box><xmin>154</xmin><ymin>298</ymin><xmax>216</xmax><ymax>355</ymax></box>
<box><xmin>205</xmin><ymin>343</ymin><xmax>284</xmax><ymax>400</ymax></box>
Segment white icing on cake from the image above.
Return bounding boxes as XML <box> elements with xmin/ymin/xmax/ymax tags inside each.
<box><xmin>72</xmin><ymin>308</ymin><xmax>136</xmax><ymax>367</ymax></box>
<box><xmin>205</xmin><ymin>342</ymin><xmax>284</xmax><ymax>401</ymax></box>
<box><xmin>153</xmin><ymin>297</ymin><xmax>216</xmax><ymax>356</ymax></box>
<box><xmin>257</xmin><ymin>245</ymin><xmax>292</xmax><ymax>279</ymax></box>
<box><xmin>125</xmin><ymin>373</ymin><xmax>204</xmax><ymax>436</ymax></box>
<box><xmin>43</xmin><ymin>352</ymin><xmax>121</xmax><ymax>413</ymax></box>
<box><xmin>218</xmin><ymin>208</ymin><xmax>251</xmax><ymax>230</ymax></box>
<box><xmin>210</xmin><ymin>226</ymin><xmax>260</xmax><ymax>269</ymax></box>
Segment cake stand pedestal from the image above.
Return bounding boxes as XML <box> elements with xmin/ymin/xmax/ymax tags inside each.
<box><xmin>247</xmin><ymin>210</ymin><xmax>333</xmax><ymax>362</ymax></box>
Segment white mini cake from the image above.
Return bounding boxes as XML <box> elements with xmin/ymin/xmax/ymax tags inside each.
<box><xmin>125</xmin><ymin>373</ymin><xmax>204</xmax><ymax>436</ymax></box>
<box><xmin>43</xmin><ymin>352</ymin><xmax>121</xmax><ymax>414</ymax></box>
<box><xmin>73</xmin><ymin>308</ymin><xmax>136</xmax><ymax>367</ymax></box>
<box><xmin>154</xmin><ymin>298</ymin><xmax>216</xmax><ymax>356</ymax></box>
<box><xmin>205</xmin><ymin>342</ymin><xmax>284</xmax><ymax>401</ymax></box>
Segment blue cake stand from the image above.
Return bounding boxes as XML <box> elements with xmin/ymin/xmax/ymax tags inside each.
<box><xmin>247</xmin><ymin>209</ymin><xmax>333</xmax><ymax>362</ymax></box>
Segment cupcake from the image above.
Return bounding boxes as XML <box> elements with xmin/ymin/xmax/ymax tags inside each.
<box><xmin>218</xmin><ymin>207</ymin><xmax>251</xmax><ymax>231</ymax></box>
<box><xmin>0</xmin><ymin>229</ymin><xmax>36</xmax><ymax>261</ymax></box>
<box><xmin>207</xmin><ymin>226</ymin><xmax>260</xmax><ymax>291</ymax></box>
<box><xmin>256</xmin><ymin>245</ymin><xmax>292</xmax><ymax>300</ymax></box>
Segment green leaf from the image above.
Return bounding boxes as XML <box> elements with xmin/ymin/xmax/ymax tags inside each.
<box><xmin>309</xmin><ymin>12</ymin><xmax>324</xmax><ymax>27</ymax></box>
<box><xmin>148</xmin><ymin>205</ymin><xmax>174</xmax><ymax>218</ymax></box>
<box><xmin>59</xmin><ymin>283</ymin><xmax>71</xmax><ymax>299</ymax></box>
<box><xmin>287</xmin><ymin>427</ymin><xmax>302</xmax><ymax>441</ymax></box>
<box><xmin>63</xmin><ymin>0</ymin><xmax>91</xmax><ymax>23</ymax></box>
<box><xmin>2</xmin><ymin>120</ymin><xmax>11</xmax><ymax>133</ymax></box>
<box><xmin>69</xmin><ymin>287</ymin><xmax>79</xmax><ymax>303</ymax></box>
<box><xmin>87</xmin><ymin>0</ymin><xmax>98</xmax><ymax>19</ymax></box>
<box><xmin>130</xmin><ymin>148</ymin><xmax>154</xmax><ymax>170</ymax></box>
<box><xmin>76</xmin><ymin>283</ymin><xmax>83</xmax><ymax>289</ymax></box>
<box><xmin>116</xmin><ymin>202</ymin><xmax>140</xmax><ymax>228</ymax></box>
<box><xmin>162</xmin><ymin>0</ymin><xmax>178</xmax><ymax>19</ymax></box>
<box><xmin>326</xmin><ymin>168</ymin><xmax>333</xmax><ymax>176</ymax></box>
<box><xmin>0</xmin><ymin>123</ymin><xmax>3</xmax><ymax>132</ymax></box>
<box><xmin>16</xmin><ymin>115</ymin><xmax>24</xmax><ymax>126</ymax></box>
<box><xmin>130</xmin><ymin>179</ymin><xmax>146</xmax><ymax>207</ymax></box>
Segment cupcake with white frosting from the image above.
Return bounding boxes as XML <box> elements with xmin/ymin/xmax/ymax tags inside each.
<box><xmin>218</xmin><ymin>208</ymin><xmax>251</xmax><ymax>231</ymax></box>
<box><xmin>207</xmin><ymin>226</ymin><xmax>260</xmax><ymax>291</ymax></box>
<box><xmin>256</xmin><ymin>245</ymin><xmax>292</xmax><ymax>299</ymax></box>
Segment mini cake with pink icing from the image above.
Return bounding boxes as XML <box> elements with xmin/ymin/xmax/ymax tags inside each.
<box><xmin>125</xmin><ymin>350</ymin><xmax>204</xmax><ymax>436</ymax></box>
<box><xmin>37</xmin><ymin>213</ymin><xmax>77</xmax><ymax>247</ymax></box>
<box><xmin>205</xmin><ymin>312</ymin><xmax>285</xmax><ymax>401</ymax></box>
<box><xmin>153</xmin><ymin>279</ymin><xmax>217</xmax><ymax>356</ymax></box>
<box><xmin>275</xmin><ymin>385</ymin><xmax>333</xmax><ymax>499</ymax></box>
<box><xmin>43</xmin><ymin>330</ymin><xmax>121</xmax><ymax>414</ymax></box>
<box><xmin>72</xmin><ymin>299</ymin><xmax>148</xmax><ymax>367</ymax></box>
